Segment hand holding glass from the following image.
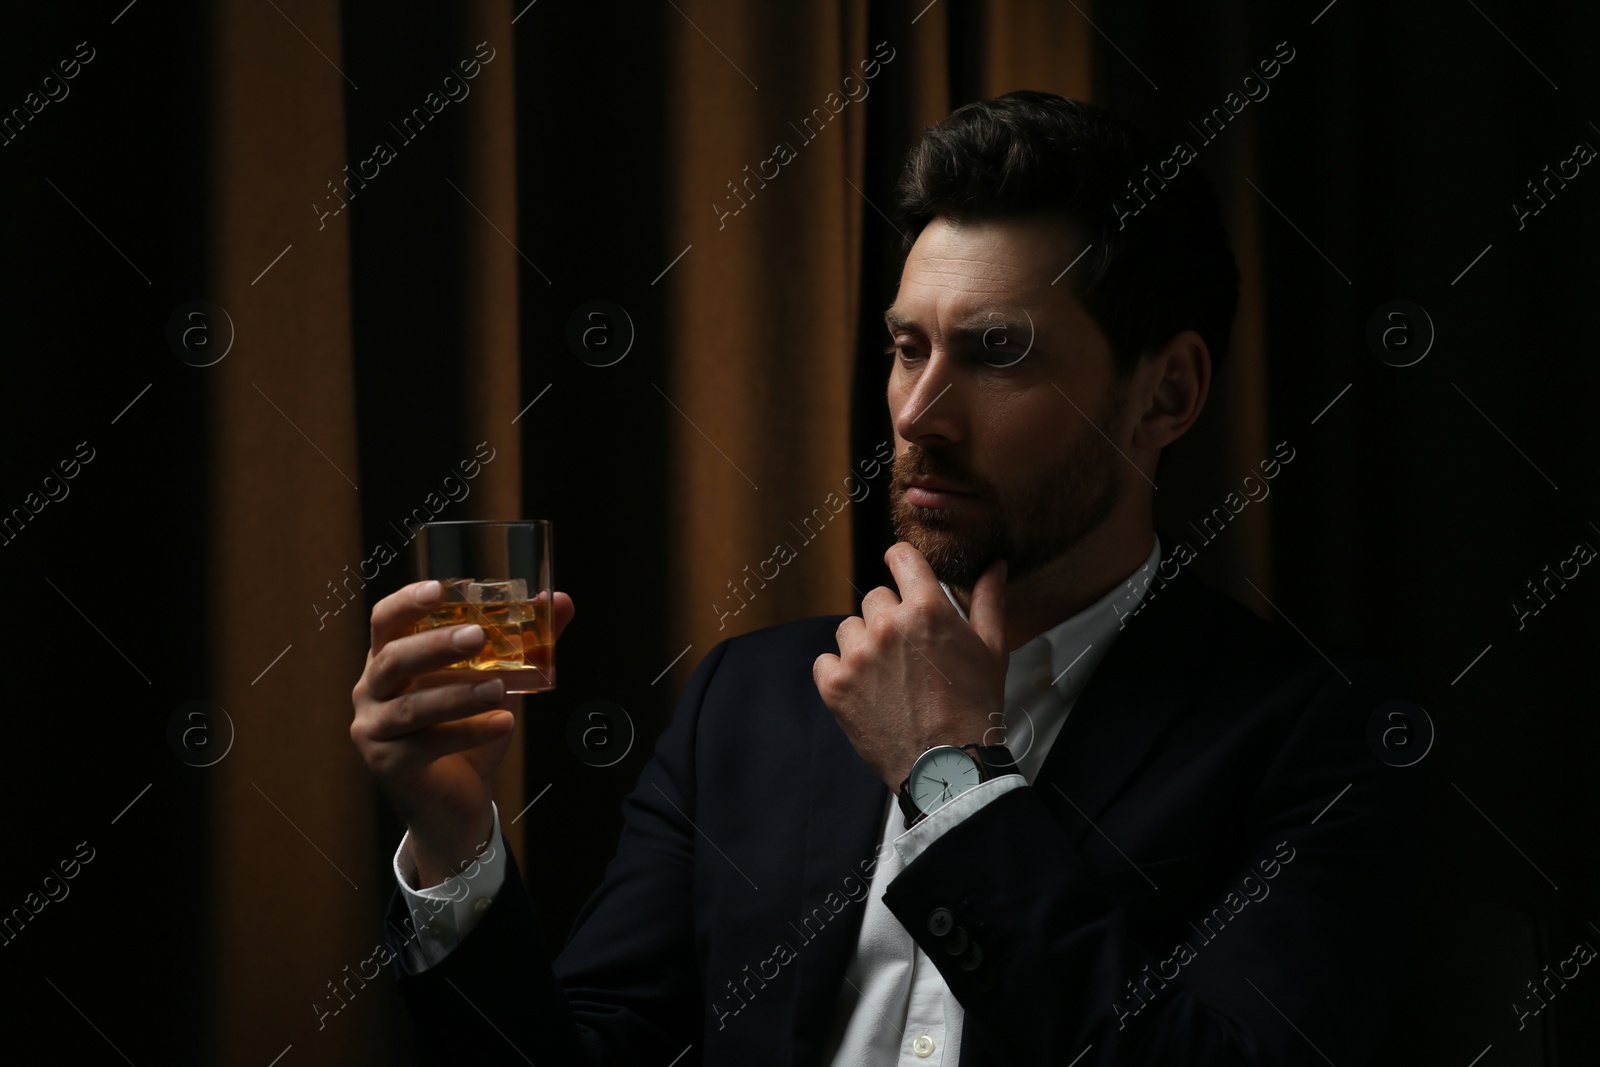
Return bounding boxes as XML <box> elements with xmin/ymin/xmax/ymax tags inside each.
<box><xmin>408</xmin><ymin>520</ymin><xmax>555</xmax><ymax>695</ymax></box>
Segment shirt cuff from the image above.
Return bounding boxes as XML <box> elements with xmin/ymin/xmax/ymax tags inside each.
<box><xmin>892</xmin><ymin>774</ymin><xmax>1026</xmax><ymax>868</ymax></box>
<box><xmin>392</xmin><ymin>801</ymin><xmax>508</xmax><ymax>972</ymax></box>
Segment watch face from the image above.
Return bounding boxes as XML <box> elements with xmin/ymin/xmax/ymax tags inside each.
<box><xmin>910</xmin><ymin>747</ymin><xmax>981</xmax><ymax>816</ymax></box>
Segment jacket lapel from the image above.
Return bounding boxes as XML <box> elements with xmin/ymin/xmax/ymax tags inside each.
<box><xmin>1031</xmin><ymin>533</ymin><xmax>1210</xmax><ymax>850</ymax></box>
<box><xmin>785</xmin><ymin>673</ymin><xmax>892</xmax><ymax>1067</ymax></box>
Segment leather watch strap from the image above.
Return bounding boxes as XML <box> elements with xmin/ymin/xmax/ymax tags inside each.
<box><xmin>965</xmin><ymin>743</ymin><xmax>1018</xmax><ymax>777</ymax></box>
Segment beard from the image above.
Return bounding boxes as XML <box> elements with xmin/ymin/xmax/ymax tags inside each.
<box><xmin>889</xmin><ymin>379</ymin><xmax>1129</xmax><ymax>592</ymax></box>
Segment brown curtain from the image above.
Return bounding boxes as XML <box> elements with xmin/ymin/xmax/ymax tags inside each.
<box><xmin>204</xmin><ymin>1</ymin><xmax>379</xmax><ymax>1062</ymax></box>
<box><xmin>203</xmin><ymin>2</ymin><xmax>523</xmax><ymax>1063</ymax></box>
<box><xmin>658</xmin><ymin>0</ymin><xmax>871</xmax><ymax>668</ymax></box>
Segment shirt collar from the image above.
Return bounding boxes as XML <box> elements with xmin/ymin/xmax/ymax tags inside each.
<box><xmin>939</xmin><ymin>532</ymin><xmax>1163</xmax><ymax>704</ymax></box>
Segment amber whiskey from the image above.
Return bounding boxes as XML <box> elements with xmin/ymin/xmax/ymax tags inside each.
<box><xmin>411</xmin><ymin>578</ymin><xmax>555</xmax><ymax>693</ymax></box>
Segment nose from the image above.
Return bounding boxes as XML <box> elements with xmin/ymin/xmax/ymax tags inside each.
<box><xmin>891</xmin><ymin>350</ymin><xmax>965</xmax><ymax>446</ymax></box>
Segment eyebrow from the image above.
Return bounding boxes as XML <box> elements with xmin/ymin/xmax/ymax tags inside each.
<box><xmin>883</xmin><ymin>304</ymin><xmax>1037</xmax><ymax>344</ymax></box>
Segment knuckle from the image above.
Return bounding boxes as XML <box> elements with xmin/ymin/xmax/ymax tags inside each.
<box><xmin>365</xmin><ymin>743</ymin><xmax>396</xmax><ymax>779</ymax></box>
<box><xmin>390</xmin><ymin>690</ymin><xmax>419</xmax><ymax>731</ymax></box>
<box><xmin>906</xmin><ymin>599</ymin><xmax>940</xmax><ymax>629</ymax></box>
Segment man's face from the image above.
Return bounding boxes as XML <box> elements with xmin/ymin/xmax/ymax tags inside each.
<box><xmin>885</xmin><ymin>214</ymin><xmax>1131</xmax><ymax>592</ymax></box>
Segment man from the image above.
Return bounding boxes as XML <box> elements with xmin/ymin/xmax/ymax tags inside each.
<box><xmin>350</xmin><ymin>91</ymin><xmax>1422</xmax><ymax>1065</ymax></box>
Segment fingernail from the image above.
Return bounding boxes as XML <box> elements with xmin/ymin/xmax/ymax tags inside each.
<box><xmin>452</xmin><ymin>624</ymin><xmax>484</xmax><ymax>650</ymax></box>
<box><xmin>474</xmin><ymin>680</ymin><xmax>504</xmax><ymax>702</ymax></box>
<box><xmin>414</xmin><ymin>580</ymin><xmax>441</xmax><ymax>605</ymax></box>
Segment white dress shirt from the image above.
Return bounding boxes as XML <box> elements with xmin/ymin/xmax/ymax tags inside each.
<box><xmin>393</xmin><ymin>534</ymin><xmax>1163</xmax><ymax>1065</ymax></box>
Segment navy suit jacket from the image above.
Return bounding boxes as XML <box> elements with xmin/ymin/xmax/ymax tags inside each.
<box><xmin>384</xmin><ymin>533</ymin><xmax>1425</xmax><ymax>1065</ymax></box>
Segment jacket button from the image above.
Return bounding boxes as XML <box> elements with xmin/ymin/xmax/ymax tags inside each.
<box><xmin>941</xmin><ymin>925</ymin><xmax>970</xmax><ymax>955</ymax></box>
<box><xmin>927</xmin><ymin>907</ymin><xmax>955</xmax><ymax>938</ymax></box>
<box><xmin>972</xmin><ymin>968</ymin><xmax>996</xmax><ymax>992</ymax></box>
<box><xmin>958</xmin><ymin>941</ymin><xmax>984</xmax><ymax>971</ymax></box>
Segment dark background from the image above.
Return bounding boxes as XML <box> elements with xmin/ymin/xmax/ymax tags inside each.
<box><xmin>1</xmin><ymin>1</ymin><xmax>1595</xmax><ymax>1064</ymax></box>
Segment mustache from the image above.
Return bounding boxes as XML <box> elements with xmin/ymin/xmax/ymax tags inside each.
<box><xmin>894</xmin><ymin>448</ymin><xmax>988</xmax><ymax>497</ymax></box>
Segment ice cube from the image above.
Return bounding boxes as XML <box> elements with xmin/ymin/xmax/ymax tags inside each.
<box><xmin>467</xmin><ymin>579</ymin><xmax>527</xmax><ymax>604</ymax></box>
<box><xmin>441</xmin><ymin>577</ymin><xmax>473</xmax><ymax>602</ymax></box>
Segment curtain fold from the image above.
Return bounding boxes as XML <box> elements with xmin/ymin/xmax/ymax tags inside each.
<box><xmin>206</xmin><ymin>1</ymin><xmax>377</xmax><ymax>1063</ymax></box>
<box><xmin>204</xmin><ymin>2</ymin><xmax>522</xmax><ymax>1062</ymax></box>
<box><xmin>657</xmin><ymin>0</ymin><xmax>871</xmax><ymax>683</ymax></box>
<box><xmin>451</xmin><ymin>2</ymin><xmax>526</xmax><ymax>869</ymax></box>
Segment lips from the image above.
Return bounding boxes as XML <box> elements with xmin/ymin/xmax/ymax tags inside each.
<box><xmin>905</xmin><ymin>478</ymin><xmax>974</xmax><ymax>508</ymax></box>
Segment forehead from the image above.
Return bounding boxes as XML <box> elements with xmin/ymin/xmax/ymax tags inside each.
<box><xmin>886</xmin><ymin>214</ymin><xmax>1090</xmax><ymax>333</ymax></box>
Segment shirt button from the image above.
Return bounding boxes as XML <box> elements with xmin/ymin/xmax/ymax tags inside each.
<box><xmin>424</xmin><ymin>919</ymin><xmax>451</xmax><ymax>941</ymax></box>
<box><xmin>912</xmin><ymin>1034</ymin><xmax>936</xmax><ymax>1057</ymax></box>
<box><xmin>471</xmin><ymin>896</ymin><xmax>493</xmax><ymax>917</ymax></box>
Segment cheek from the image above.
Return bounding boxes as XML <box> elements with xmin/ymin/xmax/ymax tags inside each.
<box><xmin>969</xmin><ymin>396</ymin><xmax>1047</xmax><ymax>491</ymax></box>
<box><xmin>983</xmin><ymin>394</ymin><xmax>1050</xmax><ymax>452</ymax></box>
<box><xmin>886</xmin><ymin>364</ymin><xmax>915</xmax><ymax>410</ymax></box>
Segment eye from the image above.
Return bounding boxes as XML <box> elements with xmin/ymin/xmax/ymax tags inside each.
<box><xmin>975</xmin><ymin>343</ymin><xmax>1027</xmax><ymax>368</ymax></box>
<box><xmin>975</xmin><ymin>312</ymin><xmax>1034</xmax><ymax>368</ymax></box>
<box><xmin>974</xmin><ymin>330</ymin><xmax>1029</xmax><ymax>368</ymax></box>
<box><xmin>884</xmin><ymin>342</ymin><xmax>921</xmax><ymax>363</ymax></box>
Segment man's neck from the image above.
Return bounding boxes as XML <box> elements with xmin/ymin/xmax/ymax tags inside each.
<box><xmin>949</xmin><ymin>523</ymin><xmax>1157</xmax><ymax>653</ymax></box>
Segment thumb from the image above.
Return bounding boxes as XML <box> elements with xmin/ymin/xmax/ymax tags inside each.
<box><xmin>969</xmin><ymin>558</ymin><xmax>1007</xmax><ymax>658</ymax></box>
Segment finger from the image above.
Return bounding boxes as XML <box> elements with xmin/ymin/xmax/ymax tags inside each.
<box><xmin>834</xmin><ymin>616</ymin><xmax>865</xmax><ymax>656</ymax></box>
<box><xmin>969</xmin><ymin>558</ymin><xmax>1008</xmax><ymax>658</ymax></box>
<box><xmin>366</xmin><ymin>624</ymin><xmax>489</xmax><ymax>702</ymax></box>
<box><xmin>813</xmin><ymin>651</ymin><xmax>841</xmax><ymax>695</ymax></box>
<box><xmin>860</xmin><ymin>585</ymin><xmax>900</xmax><ymax>626</ymax></box>
<box><xmin>551</xmin><ymin>591</ymin><xmax>575</xmax><ymax>640</ymax></box>
<box><xmin>368</xmin><ymin>677</ymin><xmax>510</xmax><ymax>741</ymax></box>
<box><xmin>370</xmin><ymin>580</ymin><xmax>450</xmax><ymax>658</ymax></box>
<box><xmin>883</xmin><ymin>542</ymin><xmax>945</xmax><ymax>608</ymax></box>
<box><xmin>392</xmin><ymin>709</ymin><xmax>516</xmax><ymax>765</ymax></box>
<box><xmin>523</xmin><ymin>589</ymin><xmax>576</xmax><ymax>640</ymax></box>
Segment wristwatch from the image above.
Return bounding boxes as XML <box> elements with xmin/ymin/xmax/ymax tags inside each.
<box><xmin>897</xmin><ymin>743</ymin><xmax>1017</xmax><ymax>830</ymax></box>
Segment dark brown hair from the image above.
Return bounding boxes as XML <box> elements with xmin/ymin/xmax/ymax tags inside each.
<box><xmin>895</xmin><ymin>90</ymin><xmax>1241</xmax><ymax>380</ymax></box>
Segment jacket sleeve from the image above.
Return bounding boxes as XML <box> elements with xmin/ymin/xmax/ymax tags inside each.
<box><xmin>384</xmin><ymin>637</ymin><xmax>732</xmax><ymax>1066</ymax></box>
<box><xmin>880</xmin><ymin>655</ymin><xmax>1428</xmax><ymax>1066</ymax></box>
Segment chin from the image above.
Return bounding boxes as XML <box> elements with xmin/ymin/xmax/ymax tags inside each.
<box><xmin>900</xmin><ymin>531</ymin><xmax>988</xmax><ymax>590</ymax></box>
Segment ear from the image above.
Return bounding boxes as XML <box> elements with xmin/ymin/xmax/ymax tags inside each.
<box><xmin>1131</xmin><ymin>329</ymin><xmax>1210</xmax><ymax>454</ymax></box>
